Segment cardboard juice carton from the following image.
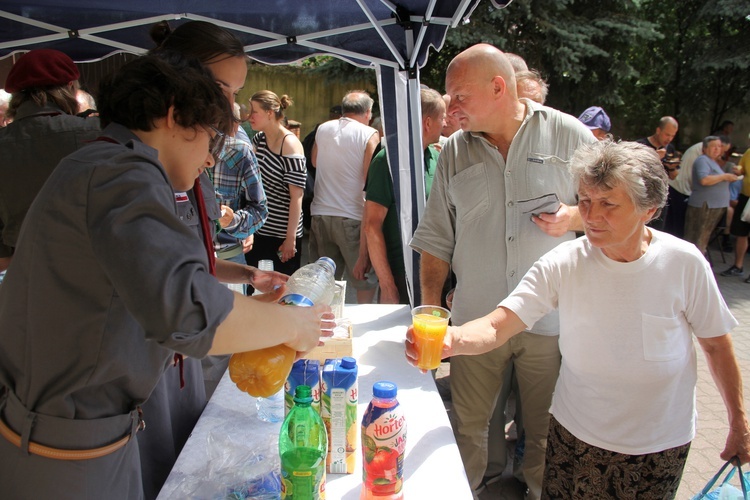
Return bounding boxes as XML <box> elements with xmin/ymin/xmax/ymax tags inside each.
<box><xmin>321</xmin><ymin>357</ymin><xmax>358</xmax><ymax>474</ymax></box>
<box><xmin>285</xmin><ymin>359</ymin><xmax>321</xmax><ymax>415</ymax></box>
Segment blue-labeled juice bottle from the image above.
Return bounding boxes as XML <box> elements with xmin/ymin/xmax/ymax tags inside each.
<box><xmin>280</xmin><ymin>384</ymin><xmax>328</xmax><ymax>499</ymax></box>
<box><xmin>361</xmin><ymin>381</ymin><xmax>406</xmax><ymax>500</ymax></box>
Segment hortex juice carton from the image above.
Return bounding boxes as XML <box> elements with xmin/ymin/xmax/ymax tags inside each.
<box><xmin>285</xmin><ymin>359</ymin><xmax>321</xmax><ymax>415</ymax></box>
<box><xmin>321</xmin><ymin>357</ymin><xmax>358</xmax><ymax>474</ymax></box>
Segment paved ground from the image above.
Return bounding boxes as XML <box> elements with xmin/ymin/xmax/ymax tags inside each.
<box><xmin>433</xmin><ymin>243</ymin><xmax>750</xmax><ymax>499</ymax></box>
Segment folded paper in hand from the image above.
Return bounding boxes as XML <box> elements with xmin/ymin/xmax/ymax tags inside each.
<box><xmin>517</xmin><ymin>193</ymin><xmax>562</xmax><ymax>217</ymax></box>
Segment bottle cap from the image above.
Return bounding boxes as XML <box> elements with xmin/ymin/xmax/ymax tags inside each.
<box><xmin>341</xmin><ymin>357</ymin><xmax>356</xmax><ymax>369</ymax></box>
<box><xmin>294</xmin><ymin>384</ymin><xmax>313</xmax><ymax>403</ymax></box>
<box><xmin>373</xmin><ymin>381</ymin><xmax>397</xmax><ymax>399</ymax></box>
<box><xmin>317</xmin><ymin>256</ymin><xmax>336</xmax><ymax>275</ymax></box>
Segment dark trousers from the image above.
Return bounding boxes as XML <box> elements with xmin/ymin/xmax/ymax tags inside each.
<box><xmin>664</xmin><ymin>186</ymin><xmax>689</xmax><ymax>238</ymax></box>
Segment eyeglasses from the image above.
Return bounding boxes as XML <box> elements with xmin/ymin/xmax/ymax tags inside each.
<box><xmin>208</xmin><ymin>126</ymin><xmax>227</xmax><ymax>160</ymax></box>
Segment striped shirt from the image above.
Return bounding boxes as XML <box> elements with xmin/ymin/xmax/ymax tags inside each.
<box><xmin>252</xmin><ymin>132</ymin><xmax>307</xmax><ymax>239</ymax></box>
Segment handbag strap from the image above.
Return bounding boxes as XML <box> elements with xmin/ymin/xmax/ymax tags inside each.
<box><xmin>698</xmin><ymin>457</ymin><xmax>748</xmax><ymax>499</ymax></box>
<box><xmin>736</xmin><ymin>461</ymin><xmax>749</xmax><ymax>498</ymax></box>
<box><xmin>698</xmin><ymin>459</ymin><xmax>734</xmax><ymax>497</ymax></box>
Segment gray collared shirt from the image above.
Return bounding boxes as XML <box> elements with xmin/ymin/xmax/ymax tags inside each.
<box><xmin>410</xmin><ymin>99</ymin><xmax>595</xmax><ymax>332</ymax></box>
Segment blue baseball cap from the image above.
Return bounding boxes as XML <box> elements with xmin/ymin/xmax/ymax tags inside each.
<box><xmin>577</xmin><ymin>106</ymin><xmax>611</xmax><ymax>132</ymax></box>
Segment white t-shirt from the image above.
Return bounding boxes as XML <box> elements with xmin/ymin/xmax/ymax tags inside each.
<box><xmin>311</xmin><ymin>117</ymin><xmax>377</xmax><ymax>221</ymax></box>
<box><xmin>499</xmin><ymin>230</ymin><xmax>737</xmax><ymax>454</ymax></box>
<box><xmin>669</xmin><ymin>142</ymin><xmax>702</xmax><ymax>196</ymax></box>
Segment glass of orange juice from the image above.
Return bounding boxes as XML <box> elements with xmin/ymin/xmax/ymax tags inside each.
<box><xmin>411</xmin><ymin>305</ymin><xmax>451</xmax><ymax>370</ymax></box>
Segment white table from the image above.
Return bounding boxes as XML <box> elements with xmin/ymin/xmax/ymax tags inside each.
<box><xmin>157</xmin><ymin>304</ymin><xmax>472</xmax><ymax>499</ymax></box>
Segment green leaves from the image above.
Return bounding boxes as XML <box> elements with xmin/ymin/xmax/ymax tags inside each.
<box><xmin>422</xmin><ymin>0</ymin><xmax>749</xmax><ymax>144</ymax></box>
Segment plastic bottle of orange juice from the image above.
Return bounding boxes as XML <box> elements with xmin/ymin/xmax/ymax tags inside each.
<box><xmin>361</xmin><ymin>381</ymin><xmax>406</xmax><ymax>500</ymax></box>
<box><xmin>229</xmin><ymin>258</ymin><xmax>336</xmax><ymax>398</ymax></box>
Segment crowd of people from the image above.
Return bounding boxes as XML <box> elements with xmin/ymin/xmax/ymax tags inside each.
<box><xmin>402</xmin><ymin>44</ymin><xmax>748</xmax><ymax>500</ymax></box>
<box><xmin>0</xmin><ymin>20</ymin><xmax>747</xmax><ymax>500</ymax></box>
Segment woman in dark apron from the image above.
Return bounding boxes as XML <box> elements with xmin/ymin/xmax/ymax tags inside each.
<box><xmin>0</xmin><ymin>51</ymin><xmax>328</xmax><ymax>499</ymax></box>
<box><xmin>137</xmin><ymin>21</ymin><xmax>269</xmax><ymax>499</ymax></box>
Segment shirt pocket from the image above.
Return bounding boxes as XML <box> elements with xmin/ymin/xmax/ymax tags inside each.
<box><xmin>449</xmin><ymin>162</ymin><xmax>490</xmax><ymax>223</ymax></box>
<box><xmin>642</xmin><ymin>313</ymin><xmax>688</xmax><ymax>362</ymax></box>
<box><xmin>524</xmin><ymin>153</ymin><xmax>575</xmax><ymax>203</ymax></box>
<box><xmin>176</xmin><ymin>200</ymin><xmax>200</xmax><ymax>230</ymax></box>
<box><xmin>215</xmin><ymin>186</ymin><xmax>239</xmax><ymax>208</ymax></box>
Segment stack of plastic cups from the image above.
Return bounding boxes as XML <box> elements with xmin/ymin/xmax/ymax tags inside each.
<box><xmin>254</xmin><ymin>258</ymin><xmax>285</xmax><ymax>422</ymax></box>
<box><xmin>252</xmin><ymin>259</ymin><xmax>275</xmax><ymax>296</ymax></box>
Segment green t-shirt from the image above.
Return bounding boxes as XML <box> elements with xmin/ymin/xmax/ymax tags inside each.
<box><xmin>364</xmin><ymin>146</ymin><xmax>440</xmax><ymax>277</ymax></box>
<box><xmin>365</xmin><ymin>149</ymin><xmax>404</xmax><ymax>276</ymax></box>
<box><xmin>424</xmin><ymin>145</ymin><xmax>439</xmax><ymax>197</ymax></box>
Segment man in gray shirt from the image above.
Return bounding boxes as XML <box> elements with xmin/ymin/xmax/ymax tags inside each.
<box><xmin>410</xmin><ymin>44</ymin><xmax>594</xmax><ymax>498</ymax></box>
<box><xmin>685</xmin><ymin>135</ymin><xmax>740</xmax><ymax>256</ymax></box>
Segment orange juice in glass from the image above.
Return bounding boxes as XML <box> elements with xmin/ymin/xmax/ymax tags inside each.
<box><xmin>411</xmin><ymin>305</ymin><xmax>451</xmax><ymax>370</ymax></box>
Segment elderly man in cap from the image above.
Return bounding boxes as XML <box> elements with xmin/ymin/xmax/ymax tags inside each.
<box><xmin>577</xmin><ymin>106</ymin><xmax>611</xmax><ymax>141</ymax></box>
<box><xmin>0</xmin><ymin>49</ymin><xmax>100</xmax><ymax>277</ymax></box>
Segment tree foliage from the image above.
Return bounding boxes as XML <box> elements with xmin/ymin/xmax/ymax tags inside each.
<box><xmin>423</xmin><ymin>0</ymin><xmax>658</xmax><ymax>114</ymax></box>
<box><xmin>301</xmin><ymin>0</ymin><xmax>749</xmax><ymax>145</ymax></box>
<box><xmin>631</xmin><ymin>0</ymin><xmax>750</xmax><ymax>140</ymax></box>
<box><xmin>419</xmin><ymin>0</ymin><xmax>750</xmax><ymax>145</ymax></box>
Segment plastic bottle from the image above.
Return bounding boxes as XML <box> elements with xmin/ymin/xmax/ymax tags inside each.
<box><xmin>279</xmin><ymin>257</ymin><xmax>337</xmax><ymax>307</ymax></box>
<box><xmin>256</xmin><ymin>388</ymin><xmax>285</xmax><ymax>423</ymax></box>
<box><xmin>361</xmin><ymin>381</ymin><xmax>406</xmax><ymax>500</ymax></box>
<box><xmin>229</xmin><ymin>257</ymin><xmax>337</xmax><ymax>398</ymax></box>
<box><xmin>279</xmin><ymin>384</ymin><xmax>328</xmax><ymax>499</ymax></box>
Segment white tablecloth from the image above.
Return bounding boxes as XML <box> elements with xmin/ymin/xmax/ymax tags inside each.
<box><xmin>157</xmin><ymin>304</ymin><xmax>472</xmax><ymax>499</ymax></box>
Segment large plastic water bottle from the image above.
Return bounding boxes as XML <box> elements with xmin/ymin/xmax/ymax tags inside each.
<box><xmin>229</xmin><ymin>257</ymin><xmax>337</xmax><ymax>399</ymax></box>
<box><xmin>279</xmin><ymin>257</ymin><xmax>337</xmax><ymax>307</ymax></box>
<box><xmin>256</xmin><ymin>388</ymin><xmax>285</xmax><ymax>423</ymax></box>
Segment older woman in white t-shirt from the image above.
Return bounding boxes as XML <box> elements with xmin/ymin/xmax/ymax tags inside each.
<box><xmin>406</xmin><ymin>140</ymin><xmax>750</xmax><ymax>498</ymax></box>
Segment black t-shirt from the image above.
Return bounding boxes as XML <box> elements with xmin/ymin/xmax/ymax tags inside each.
<box><xmin>635</xmin><ymin>137</ymin><xmax>676</xmax><ymax>156</ymax></box>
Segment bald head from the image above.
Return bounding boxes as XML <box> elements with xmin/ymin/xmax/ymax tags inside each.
<box><xmin>653</xmin><ymin>116</ymin><xmax>679</xmax><ymax>148</ymax></box>
<box><xmin>658</xmin><ymin>116</ymin><xmax>678</xmax><ymax>129</ymax></box>
<box><xmin>447</xmin><ymin>44</ymin><xmax>518</xmax><ymax>99</ymax></box>
<box><xmin>445</xmin><ymin>44</ymin><xmax>525</xmax><ymax>135</ymax></box>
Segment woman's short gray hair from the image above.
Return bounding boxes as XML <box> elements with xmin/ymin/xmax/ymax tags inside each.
<box><xmin>569</xmin><ymin>140</ymin><xmax>668</xmax><ymax>220</ymax></box>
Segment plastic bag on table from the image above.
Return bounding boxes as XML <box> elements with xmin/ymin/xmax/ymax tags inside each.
<box><xmin>166</xmin><ymin>418</ymin><xmax>281</xmax><ymax>499</ymax></box>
